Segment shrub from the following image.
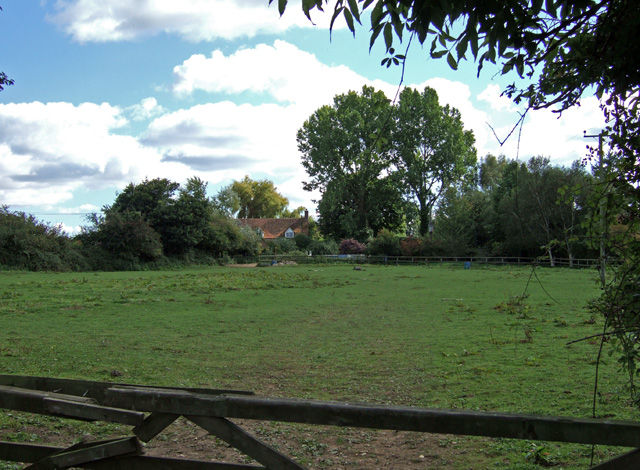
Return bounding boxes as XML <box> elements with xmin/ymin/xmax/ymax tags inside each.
<box><xmin>366</xmin><ymin>230</ymin><xmax>402</xmax><ymax>256</ymax></box>
<box><xmin>339</xmin><ymin>238</ymin><xmax>366</xmax><ymax>255</ymax></box>
<box><xmin>265</xmin><ymin>238</ymin><xmax>297</xmax><ymax>254</ymax></box>
<box><xmin>420</xmin><ymin>237</ymin><xmax>446</xmax><ymax>256</ymax></box>
<box><xmin>401</xmin><ymin>236</ymin><xmax>423</xmax><ymax>256</ymax></box>
<box><xmin>294</xmin><ymin>233</ymin><xmax>312</xmax><ymax>251</ymax></box>
<box><xmin>0</xmin><ymin>206</ymin><xmax>87</xmax><ymax>271</ymax></box>
<box><xmin>308</xmin><ymin>239</ymin><xmax>338</xmax><ymax>255</ymax></box>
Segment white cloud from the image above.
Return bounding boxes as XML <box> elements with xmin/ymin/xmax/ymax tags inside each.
<box><xmin>56</xmin><ymin>222</ymin><xmax>82</xmax><ymax>235</ymax></box>
<box><xmin>48</xmin><ymin>0</ymin><xmax>338</xmax><ymax>43</ymax></box>
<box><xmin>127</xmin><ymin>97</ymin><xmax>165</xmax><ymax>121</ymax></box>
<box><xmin>491</xmin><ymin>96</ymin><xmax>605</xmax><ymax>165</ymax></box>
<box><xmin>477</xmin><ymin>84</ymin><xmax>517</xmax><ymax>112</ymax></box>
<box><xmin>143</xmin><ymin>100</ymin><xmax>304</xmax><ymax>178</ymax></box>
<box><xmin>0</xmin><ymin>101</ymin><xmax>172</xmax><ymax>206</ymax></box>
<box><xmin>172</xmin><ymin>40</ymin><xmax>392</xmax><ymax>114</ymax></box>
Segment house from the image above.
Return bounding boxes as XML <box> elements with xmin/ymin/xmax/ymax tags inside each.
<box><xmin>238</xmin><ymin>210</ymin><xmax>310</xmax><ymax>243</ymax></box>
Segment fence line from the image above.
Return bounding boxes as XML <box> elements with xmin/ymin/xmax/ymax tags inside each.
<box><xmin>256</xmin><ymin>254</ymin><xmax>600</xmax><ymax>268</ymax></box>
<box><xmin>0</xmin><ymin>375</ymin><xmax>637</xmax><ymax>469</ymax></box>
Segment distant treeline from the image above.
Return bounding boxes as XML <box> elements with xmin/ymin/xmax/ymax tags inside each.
<box><xmin>0</xmin><ymin>157</ymin><xmax>598</xmax><ymax>272</ymax></box>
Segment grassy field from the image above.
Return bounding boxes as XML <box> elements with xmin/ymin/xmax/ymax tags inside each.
<box><xmin>0</xmin><ymin>263</ymin><xmax>637</xmax><ymax>468</ymax></box>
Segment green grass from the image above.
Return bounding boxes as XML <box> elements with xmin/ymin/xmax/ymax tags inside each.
<box><xmin>0</xmin><ymin>264</ymin><xmax>637</xmax><ymax>468</ymax></box>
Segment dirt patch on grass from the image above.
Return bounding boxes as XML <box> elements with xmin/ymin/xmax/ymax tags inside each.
<box><xmin>143</xmin><ymin>419</ymin><xmax>473</xmax><ymax>469</ymax></box>
<box><xmin>226</xmin><ymin>263</ymin><xmax>259</xmax><ymax>268</ymax></box>
<box><xmin>1</xmin><ymin>415</ymin><xmax>476</xmax><ymax>469</ymax></box>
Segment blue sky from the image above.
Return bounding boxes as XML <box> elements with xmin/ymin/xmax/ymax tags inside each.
<box><xmin>0</xmin><ymin>1</ymin><xmax>604</xmax><ymax>233</ymax></box>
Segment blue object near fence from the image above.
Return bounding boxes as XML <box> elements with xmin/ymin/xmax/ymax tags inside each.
<box><xmin>464</xmin><ymin>262</ymin><xmax>471</xmax><ymax>269</ymax></box>
<box><xmin>272</xmin><ymin>260</ymin><xmax>277</xmax><ymax>265</ymax></box>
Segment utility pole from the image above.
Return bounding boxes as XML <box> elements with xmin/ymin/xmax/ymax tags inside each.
<box><xmin>584</xmin><ymin>131</ymin><xmax>606</xmax><ymax>288</ymax></box>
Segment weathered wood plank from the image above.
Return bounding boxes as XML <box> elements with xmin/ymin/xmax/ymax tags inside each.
<box><xmin>0</xmin><ymin>385</ymin><xmax>97</xmax><ymax>417</ymax></box>
<box><xmin>188</xmin><ymin>415</ymin><xmax>307</xmax><ymax>470</ymax></box>
<box><xmin>105</xmin><ymin>389</ymin><xmax>640</xmax><ymax>448</ymax></box>
<box><xmin>43</xmin><ymin>397</ymin><xmax>145</xmax><ymax>426</ymax></box>
<box><xmin>133</xmin><ymin>412</ymin><xmax>180</xmax><ymax>442</ymax></box>
<box><xmin>25</xmin><ymin>437</ymin><xmax>142</xmax><ymax>470</ymax></box>
<box><xmin>0</xmin><ymin>375</ymin><xmax>253</xmax><ymax>405</ymax></box>
<box><xmin>105</xmin><ymin>387</ymin><xmax>226</xmax><ymax>415</ymax></box>
<box><xmin>82</xmin><ymin>455</ymin><xmax>266</xmax><ymax>470</ymax></box>
<box><xmin>0</xmin><ymin>442</ymin><xmax>60</xmax><ymax>462</ymax></box>
<box><xmin>589</xmin><ymin>448</ymin><xmax>640</xmax><ymax>469</ymax></box>
<box><xmin>0</xmin><ymin>442</ymin><xmax>264</xmax><ymax>469</ymax></box>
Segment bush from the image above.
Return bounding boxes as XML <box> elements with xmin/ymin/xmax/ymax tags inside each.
<box><xmin>308</xmin><ymin>239</ymin><xmax>338</xmax><ymax>255</ymax></box>
<box><xmin>420</xmin><ymin>237</ymin><xmax>446</xmax><ymax>256</ymax></box>
<box><xmin>0</xmin><ymin>206</ymin><xmax>87</xmax><ymax>271</ymax></box>
<box><xmin>339</xmin><ymin>238</ymin><xmax>366</xmax><ymax>255</ymax></box>
<box><xmin>366</xmin><ymin>230</ymin><xmax>402</xmax><ymax>256</ymax></box>
<box><xmin>401</xmin><ymin>236</ymin><xmax>423</xmax><ymax>256</ymax></box>
<box><xmin>264</xmin><ymin>238</ymin><xmax>297</xmax><ymax>254</ymax></box>
<box><xmin>294</xmin><ymin>233</ymin><xmax>312</xmax><ymax>251</ymax></box>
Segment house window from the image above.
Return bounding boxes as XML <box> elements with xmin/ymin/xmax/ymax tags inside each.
<box><xmin>284</xmin><ymin>228</ymin><xmax>295</xmax><ymax>239</ymax></box>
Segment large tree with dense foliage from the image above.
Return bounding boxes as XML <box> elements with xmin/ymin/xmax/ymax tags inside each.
<box><xmin>231</xmin><ymin>176</ymin><xmax>290</xmax><ymax>219</ymax></box>
<box><xmin>393</xmin><ymin>86</ymin><xmax>476</xmax><ymax>236</ymax></box>
<box><xmin>84</xmin><ymin>176</ymin><xmax>260</xmax><ymax>261</ymax></box>
<box><xmin>298</xmin><ymin>85</ymin><xmax>404</xmax><ymax>240</ymax></box>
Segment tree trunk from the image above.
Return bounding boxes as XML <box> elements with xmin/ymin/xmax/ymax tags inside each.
<box><xmin>418</xmin><ymin>197</ymin><xmax>431</xmax><ymax>238</ymax></box>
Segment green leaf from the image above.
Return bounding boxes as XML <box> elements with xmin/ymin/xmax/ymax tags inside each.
<box><xmin>370</xmin><ymin>23</ymin><xmax>384</xmax><ymax>51</ymax></box>
<box><xmin>545</xmin><ymin>0</ymin><xmax>557</xmax><ymax>17</ymax></box>
<box><xmin>393</xmin><ymin>18</ymin><xmax>404</xmax><ymax>42</ymax></box>
<box><xmin>447</xmin><ymin>52</ymin><xmax>458</xmax><ymax>70</ymax></box>
<box><xmin>383</xmin><ymin>23</ymin><xmax>393</xmax><ymax>51</ymax></box>
<box><xmin>343</xmin><ymin>8</ymin><xmax>355</xmax><ymax>34</ymax></box>
<box><xmin>370</xmin><ymin>1</ymin><xmax>385</xmax><ymax>26</ymax></box>
<box><xmin>502</xmin><ymin>61</ymin><xmax>514</xmax><ymax>75</ymax></box>
<box><xmin>278</xmin><ymin>0</ymin><xmax>287</xmax><ymax>16</ymax></box>
<box><xmin>455</xmin><ymin>38</ymin><xmax>468</xmax><ymax>59</ymax></box>
<box><xmin>329</xmin><ymin>6</ymin><xmax>345</xmax><ymax>32</ymax></box>
<box><xmin>347</xmin><ymin>0</ymin><xmax>361</xmax><ymax>24</ymax></box>
<box><xmin>431</xmin><ymin>50</ymin><xmax>447</xmax><ymax>59</ymax></box>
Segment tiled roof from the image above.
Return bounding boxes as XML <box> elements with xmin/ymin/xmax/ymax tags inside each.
<box><xmin>237</xmin><ymin>217</ymin><xmax>309</xmax><ymax>239</ymax></box>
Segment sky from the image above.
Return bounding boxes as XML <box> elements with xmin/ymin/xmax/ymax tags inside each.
<box><xmin>0</xmin><ymin>1</ymin><xmax>605</xmax><ymax>234</ymax></box>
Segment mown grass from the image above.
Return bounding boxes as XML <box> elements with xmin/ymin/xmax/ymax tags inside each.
<box><xmin>0</xmin><ymin>264</ymin><xmax>637</xmax><ymax>468</ymax></box>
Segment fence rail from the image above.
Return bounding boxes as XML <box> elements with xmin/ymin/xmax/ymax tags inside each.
<box><xmin>0</xmin><ymin>375</ymin><xmax>637</xmax><ymax>469</ymax></box>
<box><xmin>256</xmin><ymin>254</ymin><xmax>600</xmax><ymax>268</ymax></box>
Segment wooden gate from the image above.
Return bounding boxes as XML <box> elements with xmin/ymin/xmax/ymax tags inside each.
<box><xmin>1</xmin><ymin>374</ymin><xmax>639</xmax><ymax>469</ymax></box>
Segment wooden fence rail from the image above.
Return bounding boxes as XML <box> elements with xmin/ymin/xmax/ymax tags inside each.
<box><xmin>0</xmin><ymin>375</ymin><xmax>638</xmax><ymax>469</ymax></box>
<box><xmin>256</xmin><ymin>254</ymin><xmax>601</xmax><ymax>268</ymax></box>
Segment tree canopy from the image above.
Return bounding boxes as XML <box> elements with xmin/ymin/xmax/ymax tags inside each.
<box><xmin>393</xmin><ymin>86</ymin><xmax>476</xmax><ymax>236</ymax></box>
<box><xmin>230</xmin><ymin>176</ymin><xmax>290</xmax><ymax>219</ymax></box>
<box><xmin>298</xmin><ymin>85</ymin><xmax>405</xmax><ymax>240</ymax></box>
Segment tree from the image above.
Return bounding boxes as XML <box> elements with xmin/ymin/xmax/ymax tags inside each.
<box><xmin>232</xmin><ymin>176</ymin><xmax>289</xmax><ymax>219</ymax></box>
<box><xmin>298</xmin><ymin>85</ymin><xmax>404</xmax><ymax>241</ymax></box>
<box><xmin>161</xmin><ymin>176</ymin><xmax>216</xmax><ymax>253</ymax></box>
<box><xmin>213</xmin><ymin>184</ymin><xmax>241</xmax><ymax>217</ymax></box>
<box><xmin>105</xmin><ymin>176</ymin><xmax>219</xmax><ymax>255</ymax></box>
<box><xmin>281</xmin><ymin>206</ymin><xmax>307</xmax><ymax>218</ymax></box>
<box><xmin>479</xmin><ymin>154</ymin><xmax>508</xmax><ymax>193</ymax></box>
<box><xmin>393</xmin><ymin>86</ymin><xmax>476</xmax><ymax>236</ymax></box>
<box><xmin>85</xmin><ymin>210</ymin><xmax>163</xmax><ymax>261</ymax></box>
